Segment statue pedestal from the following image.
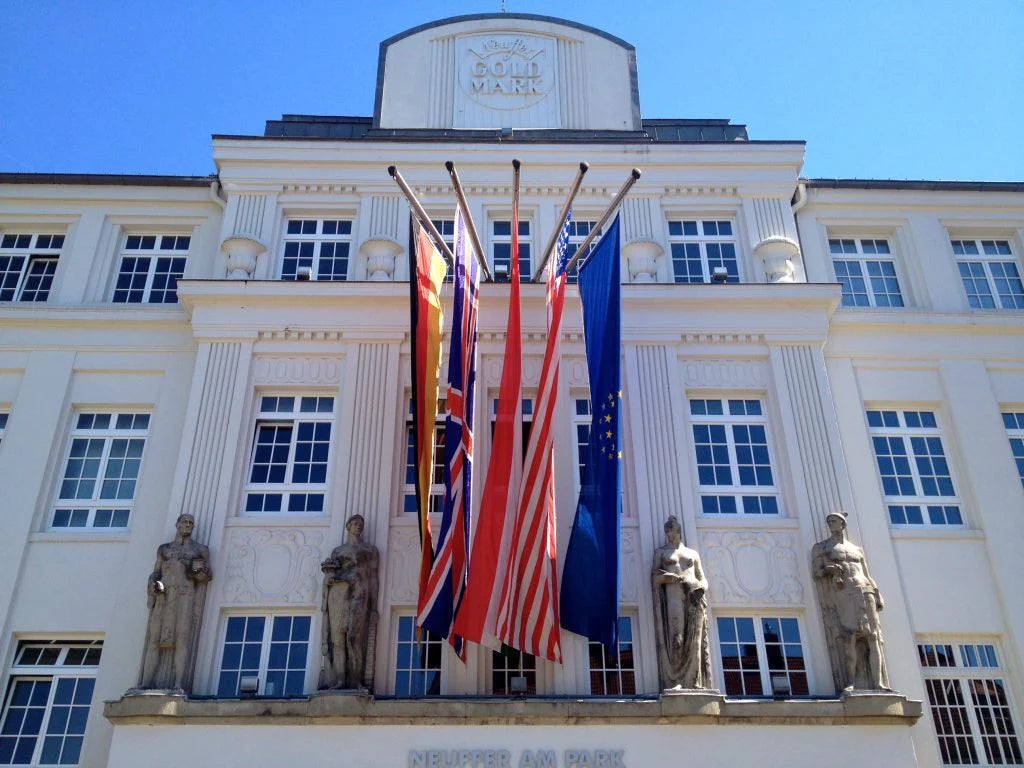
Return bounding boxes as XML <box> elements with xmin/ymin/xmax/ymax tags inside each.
<box><xmin>659</xmin><ymin>689</ymin><xmax>725</xmax><ymax>717</ymax></box>
<box><xmin>123</xmin><ymin>688</ymin><xmax>185</xmax><ymax>697</ymax></box>
<box><xmin>840</xmin><ymin>689</ymin><xmax>911</xmax><ymax>717</ymax></box>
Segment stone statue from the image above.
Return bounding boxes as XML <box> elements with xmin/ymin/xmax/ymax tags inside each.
<box><xmin>139</xmin><ymin>513</ymin><xmax>212</xmax><ymax>693</ymax></box>
<box><xmin>651</xmin><ymin>516</ymin><xmax>712</xmax><ymax>689</ymax></box>
<box><xmin>320</xmin><ymin>514</ymin><xmax>379</xmax><ymax>690</ymax></box>
<box><xmin>812</xmin><ymin>511</ymin><xmax>890</xmax><ymax>692</ymax></box>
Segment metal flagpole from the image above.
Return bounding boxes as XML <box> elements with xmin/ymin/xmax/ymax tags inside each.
<box><xmin>444</xmin><ymin>161</ymin><xmax>494</xmax><ymax>282</ymax></box>
<box><xmin>531</xmin><ymin>162</ymin><xmax>590</xmax><ymax>283</ymax></box>
<box><xmin>512</xmin><ymin>158</ymin><xmax>521</xmax><ymax>217</ymax></box>
<box><xmin>562</xmin><ymin>168</ymin><xmax>642</xmax><ymax>277</ymax></box>
<box><xmin>388</xmin><ymin>165</ymin><xmax>455</xmax><ymax>268</ymax></box>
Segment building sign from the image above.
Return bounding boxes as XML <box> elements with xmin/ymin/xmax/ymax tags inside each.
<box><xmin>453</xmin><ymin>33</ymin><xmax>560</xmax><ymax>128</ymax></box>
<box><xmin>409</xmin><ymin>749</ymin><xmax>625</xmax><ymax>768</ymax></box>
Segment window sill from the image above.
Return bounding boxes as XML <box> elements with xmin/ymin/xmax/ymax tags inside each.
<box><xmin>30</xmin><ymin>530</ymin><xmax>131</xmax><ymax>543</ymax></box>
<box><xmin>889</xmin><ymin>527</ymin><xmax>985</xmax><ymax>542</ymax></box>
<box><xmin>105</xmin><ymin>690</ymin><xmax>922</xmax><ymax>726</ymax></box>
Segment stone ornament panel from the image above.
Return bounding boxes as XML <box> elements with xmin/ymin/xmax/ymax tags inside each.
<box><xmin>253</xmin><ymin>356</ymin><xmax>343</xmax><ymax>387</ymax></box>
<box><xmin>388</xmin><ymin>527</ymin><xmax>421</xmax><ymax>604</ymax></box>
<box><xmin>619</xmin><ymin>527</ymin><xmax>640</xmax><ymax>602</ymax></box>
<box><xmin>681</xmin><ymin>359</ymin><xmax>768</xmax><ymax>390</ymax></box>
<box><xmin>700</xmin><ymin>529</ymin><xmax>803</xmax><ymax>606</ymax></box>
<box><xmin>223</xmin><ymin>528</ymin><xmax>325</xmax><ymax>605</ymax></box>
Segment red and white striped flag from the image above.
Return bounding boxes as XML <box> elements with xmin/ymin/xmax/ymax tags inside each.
<box><xmin>493</xmin><ymin>211</ymin><xmax>572</xmax><ymax>663</ymax></box>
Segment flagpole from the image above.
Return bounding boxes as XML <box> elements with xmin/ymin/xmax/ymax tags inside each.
<box><xmin>388</xmin><ymin>165</ymin><xmax>455</xmax><ymax>268</ymax></box>
<box><xmin>563</xmin><ymin>168</ymin><xmax>642</xmax><ymax>277</ymax></box>
<box><xmin>531</xmin><ymin>161</ymin><xmax>590</xmax><ymax>283</ymax></box>
<box><xmin>444</xmin><ymin>161</ymin><xmax>494</xmax><ymax>282</ymax></box>
<box><xmin>512</xmin><ymin>158</ymin><xmax>521</xmax><ymax>216</ymax></box>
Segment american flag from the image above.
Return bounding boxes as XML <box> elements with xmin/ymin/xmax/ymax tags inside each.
<box><xmin>418</xmin><ymin>209</ymin><xmax>478</xmax><ymax>659</ymax></box>
<box><xmin>495</xmin><ymin>210</ymin><xmax>572</xmax><ymax>662</ymax></box>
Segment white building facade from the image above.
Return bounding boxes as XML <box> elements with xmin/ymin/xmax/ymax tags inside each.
<box><xmin>0</xmin><ymin>14</ymin><xmax>1022</xmax><ymax>768</ymax></box>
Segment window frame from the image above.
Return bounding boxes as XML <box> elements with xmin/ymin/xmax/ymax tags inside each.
<box><xmin>0</xmin><ymin>233</ymin><xmax>65</xmax><ymax>303</ymax></box>
<box><xmin>687</xmin><ymin>396</ymin><xmax>782</xmax><ymax>516</ymax></box>
<box><xmin>489</xmin><ymin>215</ymin><xmax>532</xmax><ymax>283</ymax></box>
<box><xmin>50</xmin><ymin>411</ymin><xmax>151</xmax><ymax>531</ymax></box>
<box><xmin>393</xmin><ymin>614</ymin><xmax>443</xmax><ymax>697</ymax></box>
<box><xmin>714</xmin><ymin>614</ymin><xmax>810</xmax><ymax>698</ymax></box>
<box><xmin>918</xmin><ymin>639</ymin><xmax>1023</xmax><ymax>766</ymax></box>
<box><xmin>828</xmin><ymin>237</ymin><xmax>905</xmax><ymax>308</ymax></box>
<box><xmin>111</xmin><ymin>232</ymin><xmax>190</xmax><ymax>304</ymax></box>
<box><xmin>586</xmin><ymin>616</ymin><xmax>636</xmax><ymax>696</ymax></box>
<box><xmin>865</xmin><ymin>408</ymin><xmax>963</xmax><ymax>528</ymax></box>
<box><xmin>666</xmin><ymin>218</ymin><xmax>740</xmax><ymax>284</ymax></box>
<box><xmin>402</xmin><ymin>396</ymin><xmax>446</xmax><ymax>517</ymax></box>
<box><xmin>564</xmin><ymin>218</ymin><xmax>601</xmax><ymax>284</ymax></box>
<box><xmin>0</xmin><ymin>411</ymin><xmax>7</xmax><ymax>448</ymax></box>
<box><xmin>280</xmin><ymin>217</ymin><xmax>354</xmax><ymax>281</ymax></box>
<box><xmin>214</xmin><ymin>613</ymin><xmax>313</xmax><ymax>699</ymax></box>
<box><xmin>0</xmin><ymin>638</ymin><xmax>102</xmax><ymax>767</ymax></box>
<box><xmin>1002</xmin><ymin>411</ymin><xmax>1024</xmax><ymax>491</ymax></box>
<box><xmin>490</xmin><ymin>646</ymin><xmax>538</xmax><ymax>696</ymax></box>
<box><xmin>242</xmin><ymin>394</ymin><xmax>336</xmax><ymax>516</ymax></box>
<box><xmin>951</xmin><ymin>238</ymin><xmax>1024</xmax><ymax>310</ymax></box>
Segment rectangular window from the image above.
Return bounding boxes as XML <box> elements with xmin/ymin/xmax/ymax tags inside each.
<box><xmin>0</xmin><ymin>233</ymin><xmax>64</xmax><ymax>302</ymax></box>
<box><xmin>429</xmin><ymin>218</ymin><xmax>454</xmax><ymax>284</ymax></box>
<box><xmin>866</xmin><ymin>409</ymin><xmax>962</xmax><ymax>527</ymax></box>
<box><xmin>717</xmin><ymin>616</ymin><xmax>808</xmax><ymax>697</ymax></box>
<box><xmin>489</xmin><ymin>397</ymin><xmax>534</xmax><ymax>460</ymax></box>
<box><xmin>587</xmin><ymin>617</ymin><xmax>635</xmax><ymax>696</ymax></box>
<box><xmin>565</xmin><ymin>219</ymin><xmax>600</xmax><ymax>284</ymax></box>
<box><xmin>403</xmin><ymin>398</ymin><xmax>446</xmax><ymax>516</ymax></box>
<box><xmin>491</xmin><ymin>647</ymin><xmax>537</xmax><ymax>695</ymax></box>
<box><xmin>491</xmin><ymin>219</ymin><xmax>531</xmax><ymax>283</ymax></box>
<box><xmin>112</xmin><ymin>234</ymin><xmax>189</xmax><ymax>304</ymax></box>
<box><xmin>1004</xmin><ymin>412</ymin><xmax>1024</xmax><ymax>490</ymax></box>
<box><xmin>0</xmin><ymin>639</ymin><xmax>102</xmax><ymax>766</ymax></box>
<box><xmin>689</xmin><ymin>398</ymin><xmax>779</xmax><ymax>515</ymax></box>
<box><xmin>281</xmin><ymin>219</ymin><xmax>352</xmax><ymax>281</ymax></box>
<box><xmin>573</xmin><ymin>397</ymin><xmax>592</xmax><ymax>485</ymax></box>
<box><xmin>51</xmin><ymin>412</ymin><xmax>150</xmax><ymax>530</ymax></box>
<box><xmin>394</xmin><ymin>615</ymin><xmax>441</xmax><ymax>697</ymax></box>
<box><xmin>244</xmin><ymin>395</ymin><xmax>334</xmax><ymax>514</ymax></box>
<box><xmin>667</xmin><ymin>220</ymin><xmax>738</xmax><ymax>283</ymax></box>
<box><xmin>829</xmin><ymin>238</ymin><xmax>904</xmax><ymax>307</ymax></box>
<box><xmin>952</xmin><ymin>239</ymin><xmax>1024</xmax><ymax>310</ymax></box>
<box><xmin>216</xmin><ymin>615</ymin><xmax>311</xmax><ymax>698</ymax></box>
<box><xmin>919</xmin><ymin>641</ymin><xmax>1023</xmax><ymax>765</ymax></box>
<box><xmin>0</xmin><ymin>412</ymin><xmax>7</xmax><ymax>447</ymax></box>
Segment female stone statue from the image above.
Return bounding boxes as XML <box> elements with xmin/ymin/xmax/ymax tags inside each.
<box><xmin>651</xmin><ymin>516</ymin><xmax>711</xmax><ymax>689</ymax></box>
<box><xmin>320</xmin><ymin>514</ymin><xmax>379</xmax><ymax>690</ymax></box>
<box><xmin>812</xmin><ymin>511</ymin><xmax>890</xmax><ymax>692</ymax></box>
<box><xmin>139</xmin><ymin>513</ymin><xmax>212</xmax><ymax>692</ymax></box>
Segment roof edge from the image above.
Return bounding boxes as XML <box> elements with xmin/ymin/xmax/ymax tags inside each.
<box><xmin>0</xmin><ymin>172</ymin><xmax>217</xmax><ymax>187</ymax></box>
<box><xmin>804</xmin><ymin>178</ymin><xmax>1024</xmax><ymax>193</ymax></box>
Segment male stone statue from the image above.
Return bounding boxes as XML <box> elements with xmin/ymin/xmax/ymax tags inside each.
<box><xmin>651</xmin><ymin>516</ymin><xmax>712</xmax><ymax>689</ymax></box>
<box><xmin>320</xmin><ymin>514</ymin><xmax>379</xmax><ymax>690</ymax></box>
<box><xmin>812</xmin><ymin>511</ymin><xmax>890</xmax><ymax>692</ymax></box>
<box><xmin>139</xmin><ymin>513</ymin><xmax>212</xmax><ymax>693</ymax></box>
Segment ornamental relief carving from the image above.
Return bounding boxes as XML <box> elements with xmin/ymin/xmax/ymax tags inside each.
<box><xmin>223</xmin><ymin>528</ymin><xmax>325</xmax><ymax>605</ymax></box>
<box><xmin>253</xmin><ymin>356</ymin><xmax>343</xmax><ymax>387</ymax></box>
<box><xmin>699</xmin><ymin>530</ymin><xmax>803</xmax><ymax>606</ymax></box>
<box><xmin>619</xmin><ymin>527</ymin><xmax>640</xmax><ymax>602</ymax></box>
<box><xmin>388</xmin><ymin>527</ymin><xmax>421</xmax><ymax>604</ymax></box>
<box><xmin>681</xmin><ymin>359</ymin><xmax>768</xmax><ymax>390</ymax></box>
<box><xmin>566</xmin><ymin>358</ymin><xmax>588</xmax><ymax>387</ymax></box>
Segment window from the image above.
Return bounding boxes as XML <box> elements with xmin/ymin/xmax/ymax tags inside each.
<box><xmin>394</xmin><ymin>615</ymin><xmax>441</xmax><ymax>697</ymax></box>
<box><xmin>51</xmin><ymin>412</ymin><xmax>149</xmax><ymax>530</ymax></box>
<box><xmin>491</xmin><ymin>219</ymin><xmax>531</xmax><ymax>283</ymax></box>
<box><xmin>565</xmin><ymin>219</ymin><xmax>600</xmax><ymax>284</ymax></box>
<box><xmin>689</xmin><ymin>398</ymin><xmax>779</xmax><ymax>515</ymax></box>
<box><xmin>0</xmin><ymin>639</ymin><xmax>102</xmax><ymax>766</ymax></box>
<box><xmin>244</xmin><ymin>395</ymin><xmax>334</xmax><ymax>514</ymax></box>
<box><xmin>0</xmin><ymin>412</ymin><xmax>7</xmax><ymax>447</ymax></box>
<box><xmin>716</xmin><ymin>616</ymin><xmax>808</xmax><ymax>697</ymax></box>
<box><xmin>953</xmin><ymin>239</ymin><xmax>1024</xmax><ymax>310</ymax></box>
<box><xmin>573</xmin><ymin>398</ymin><xmax>592</xmax><ymax>485</ymax></box>
<box><xmin>403</xmin><ymin>397</ymin><xmax>445</xmax><ymax>515</ymax></box>
<box><xmin>216</xmin><ymin>615</ymin><xmax>311</xmax><ymax>698</ymax></box>
<box><xmin>866</xmin><ymin>409</ymin><xmax>962</xmax><ymax>527</ymax></box>
<box><xmin>112</xmin><ymin>234</ymin><xmax>189</xmax><ymax>304</ymax></box>
<box><xmin>0</xmin><ymin>233</ymin><xmax>63</xmax><ymax>302</ymax></box>
<box><xmin>1003</xmin><ymin>412</ymin><xmax>1024</xmax><ymax>490</ymax></box>
<box><xmin>587</xmin><ymin>617</ymin><xmax>635</xmax><ymax>695</ymax></box>
<box><xmin>489</xmin><ymin>397</ymin><xmax>533</xmax><ymax>459</ymax></box>
<box><xmin>281</xmin><ymin>219</ymin><xmax>352</xmax><ymax>280</ymax></box>
<box><xmin>429</xmin><ymin>219</ymin><xmax>454</xmax><ymax>284</ymax></box>
<box><xmin>667</xmin><ymin>220</ymin><xmax>738</xmax><ymax>283</ymax></box>
<box><xmin>829</xmin><ymin>238</ymin><xmax>904</xmax><ymax>307</ymax></box>
<box><xmin>491</xmin><ymin>647</ymin><xmax>537</xmax><ymax>695</ymax></box>
<box><xmin>919</xmin><ymin>641</ymin><xmax>1022</xmax><ymax>765</ymax></box>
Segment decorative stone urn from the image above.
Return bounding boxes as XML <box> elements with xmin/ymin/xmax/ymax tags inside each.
<box><xmin>221</xmin><ymin>235</ymin><xmax>268</xmax><ymax>279</ymax></box>
<box><xmin>753</xmin><ymin>236</ymin><xmax>801</xmax><ymax>283</ymax></box>
<box><xmin>623</xmin><ymin>239</ymin><xmax>662</xmax><ymax>283</ymax></box>
<box><xmin>360</xmin><ymin>238</ymin><xmax>403</xmax><ymax>281</ymax></box>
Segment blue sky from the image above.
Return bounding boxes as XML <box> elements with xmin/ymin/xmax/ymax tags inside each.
<box><xmin>2</xmin><ymin>0</ymin><xmax>1021</xmax><ymax>180</ymax></box>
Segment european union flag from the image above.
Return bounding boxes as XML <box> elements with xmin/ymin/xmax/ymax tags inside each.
<box><xmin>559</xmin><ymin>214</ymin><xmax>622</xmax><ymax>649</ymax></box>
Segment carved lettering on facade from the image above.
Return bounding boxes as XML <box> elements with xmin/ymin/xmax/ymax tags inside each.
<box><xmin>700</xmin><ymin>529</ymin><xmax>803</xmax><ymax>605</ymax></box>
<box><xmin>223</xmin><ymin>528</ymin><xmax>325</xmax><ymax>605</ymax></box>
<box><xmin>459</xmin><ymin>36</ymin><xmax>555</xmax><ymax>109</ymax></box>
<box><xmin>253</xmin><ymin>356</ymin><xmax>343</xmax><ymax>386</ymax></box>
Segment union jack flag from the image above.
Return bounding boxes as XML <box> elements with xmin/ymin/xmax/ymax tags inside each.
<box><xmin>495</xmin><ymin>209</ymin><xmax>572</xmax><ymax>662</ymax></box>
<box><xmin>418</xmin><ymin>209</ymin><xmax>479</xmax><ymax>660</ymax></box>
